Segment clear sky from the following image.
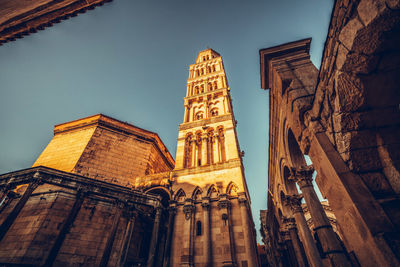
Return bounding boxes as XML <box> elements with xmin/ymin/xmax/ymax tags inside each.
<box><xmin>0</xmin><ymin>0</ymin><xmax>333</xmax><ymax>242</ymax></box>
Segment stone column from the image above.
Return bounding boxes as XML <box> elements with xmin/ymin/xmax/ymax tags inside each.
<box><xmin>218</xmin><ymin>195</ymin><xmax>236</xmax><ymax>267</ymax></box>
<box><xmin>238</xmin><ymin>195</ymin><xmax>258</xmax><ymax>267</ymax></box>
<box><xmin>284</xmin><ymin>218</ymin><xmax>307</xmax><ymax>267</ymax></box>
<box><xmin>163</xmin><ymin>203</ymin><xmax>176</xmax><ymax>267</ymax></box>
<box><xmin>100</xmin><ymin>201</ymin><xmax>123</xmax><ymax>267</ymax></box>
<box><xmin>182</xmin><ymin>200</ymin><xmax>195</xmax><ymax>266</ymax></box>
<box><xmin>201</xmin><ymin>197</ymin><xmax>211</xmax><ymax>267</ymax></box>
<box><xmin>281</xmin><ymin>230</ymin><xmax>298</xmax><ymax>266</ymax></box>
<box><xmin>119</xmin><ymin>212</ymin><xmax>136</xmax><ymax>267</ymax></box>
<box><xmin>147</xmin><ymin>206</ymin><xmax>163</xmax><ymax>267</ymax></box>
<box><xmin>291</xmin><ymin>166</ymin><xmax>351</xmax><ymax>266</ymax></box>
<box><xmin>285</xmin><ymin>195</ymin><xmax>322</xmax><ymax>267</ymax></box>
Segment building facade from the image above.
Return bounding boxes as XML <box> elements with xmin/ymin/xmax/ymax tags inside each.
<box><xmin>0</xmin><ymin>50</ymin><xmax>259</xmax><ymax>266</ymax></box>
<box><xmin>259</xmin><ymin>0</ymin><xmax>400</xmax><ymax>266</ymax></box>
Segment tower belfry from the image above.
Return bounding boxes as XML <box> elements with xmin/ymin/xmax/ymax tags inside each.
<box><xmin>171</xmin><ymin>49</ymin><xmax>258</xmax><ymax>267</ymax></box>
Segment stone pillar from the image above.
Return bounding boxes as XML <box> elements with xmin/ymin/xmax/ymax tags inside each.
<box><xmin>201</xmin><ymin>197</ymin><xmax>211</xmax><ymax>267</ymax></box>
<box><xmin>163</xmin><ymin>203</ymin><xmax>176</xmax><ymax>267</ymax></box>
<box><xmin>218</xmin><ymin>195</ymin><xmax>236</xmax><ymax>267</ymax></box>
<box><xmin>119</xmin><ymin>212</ymin><xmax>136</xmax><ymax>267</ymax></box>
<box><xmin>238</xmin><ymin>195</ymin><xmax>258</xmax><ymax>267</ymax></box>
<box><xmin>291</xmin><ymin>166</ymin><xmax>351</xmax><ymax>267</ymax></box>
<box><xmin>284</xmin><ymin>217</ymin><xmax>307</xmax><ymax>267</ymax></box>
<box><xmin>100</xmin><ymin>201</ymin><xmax>123</xmax><ymax>267</ymax></box>
<box><xmin>147</xmin><ymin>206</ymin><xmax>163</xmax><ymax>267</ymax></box>
<box><xmin>0</xmin><ymin>175</ymin><xmax>41</xmax><ymax>242</ymax></box>
<box><xmin>281</xmin><ymin>230</ymin><xmax>298</xmax><ymax>266</ymax></box>
<box><xmin>182</xmin><ymin>200</ymin><xmax>195</xmax><ymax>266</ymax></box>
<box><xmin>285</xmin><ymin>194</ymin><xmax>322</xmax><ymax>267</ymax></box>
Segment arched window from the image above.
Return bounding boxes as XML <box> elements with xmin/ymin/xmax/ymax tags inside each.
<box><xmin>206</xmin><ymin>55</ymin><xmax>209</xmax><ymax>60</ymax></box>
<box><xmin>195</xmin><ymin>86</ymin><xmax>199</xmax><ymax>94</ymax></box>
<box><xmin>212</xmin><ymin>65</ymin><xmax>216</xmax><ymax>72</ymax></box>
<box><xmin>200</xmin><ymin>85</ymin><xmax>204</xmax><ymax>93</ymax></box>
<box><xmin>208</xmin><ymin>82</ymin><xmax>213</xmax><ymax>91</ymax></box>
<box><xmin>196</xmin><ymin>133</ymin><xmax>202</xmax><ymax>166</ymax></box>
<box><xmin>195</xmin><ymin>112</ymin><xmax>204</xmax><ymax>120</ymax></box>
<box><xmin>214</xmin><ymin>81</ymin><xmax>218</xmax><ymax>89</ymax></box>
<box><xmin>196</xmin><ymin>221</ymin><xmax>202</xmax><ymax>236</ymax></box>
<box><xmin>207</xmin><ymin>66</ymin><xmax>211</xmax><ymax>73</ymax></box>
<box><xmin>207</xmin><ymin>130</ymin><xmax>214</xmax><ymax>164</ymax></box>
<box><xmin>210</xmin><ymin>108</ymin><xmax>218</xmax><ymax>117</ymax></box>
<box><xmin>201</xmin><ymin>69</ymin><xmax>204</xmax><ymax>75</ymax></box>
<box><xmin>203</xmin><ymin>56</ymin><xmax>206</xmax><ymax>61</ymax></box>
<box><xmin>196</xmin><ymin>70</ymin><xmax>200</xmax><ymax>76</ymax></box>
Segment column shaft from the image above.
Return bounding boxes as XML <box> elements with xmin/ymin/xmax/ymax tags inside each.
<box><xmin>286</xmin><ymin>222</ymin><xmax>307</xmax><ymax>267</ymax></box>
<box><xmin>300</xmin><ymin>183</ymin><xmax>350</xmax><ymax>266</ymax></box>
<box><xmin>147</xmin><ymin>207</ymin><xmax>163</xmax><ymax>267</ymax></box>
<box><xmin>119</xmin><ymin>215</ymin><xmax>135</xmax><ymax>267</ymax></box>
<box><xmin>202</xmin><ymin>199</ymin><xmax>211</xmax><ymax>267</ymax></box>
<box><xmin>100</xmin><ymin>204</ymin><xmax>122</xmax><ymax>267</ymax></box>
<box><xmin>287</xmin><ymin>195</ymin><xmax>322</xmax><ymax>267</ymax></box>
<box><xmin>163</xmin><ymin>205</ymin><xmax>176</xmax><ymax>267</ymax></box>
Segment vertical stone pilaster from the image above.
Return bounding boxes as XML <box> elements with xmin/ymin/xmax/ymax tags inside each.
<box><xmin>218</xmin><ymin>195</ymin><xmax>236</xmax><ymax>267</ymax></box>
<box><xmin>181</xmin><ymin>200</ymin><xmax>195</xmax><ymax>266</ymax></box>
<box><xmin>202</xmin><ymin>197</ymin><xmax>211</xmax><ymax>267</ymax></box>
<box><xmin>100</xmin><ymin>201</ymin><xmax>123</xmax><ymax>267</ymax></box>
<box><xmin>147</xmin><ymin>206</ymin><xmax>163</xmax><ymax>267</ymax></box>
<box><xmin>285</xmin><ymin>194</ymin><xmax>322</xmax><ymax>267</ymax></box>
<box><xmin>291</xmin><ymin>166</ymin><xmax>351</xmax><ymax>267</ymax></box>
<box><xmin>163</xmin><ymin>203</ymin><xmax>176</xmax><ymax>267</ymax></box>
<box><xmin>202</xmin><ymin>134</ymin><xmax>208</xmax><ymax>166</ymax></box>
<box><xmin>119</xmin><ymin>211</ymin><xmax>136</xmax><ymax>267</ymax></box>
<box><xmin>238</xmin><ymin>196</ymin><xmax>258</xmax><ymax>267</ymax></box>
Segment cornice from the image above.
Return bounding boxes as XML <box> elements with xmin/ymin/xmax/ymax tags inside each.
<box><xmin>0</xmin><ymin>0</ymin><xmax>112</xmax><ymax>45</ymax></box>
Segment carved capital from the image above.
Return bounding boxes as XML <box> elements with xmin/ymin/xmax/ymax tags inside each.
<box><xmin>183</xmin><ymin>204</ymin><xmax>195</xmax><ymax>220</ymax></box>
<box><xmin>288</xmin><ymin>165</ymin><xmax>314</xmax><ymax>188</ymax></box>
<box><xmin>201</xmin><ymin>197</ymin><xmax>210</xmax><ymax>209</ymax></box>
<box><xmin>284</xmin><ymin>195</ymin><xmax>304</xmax><ymax>214</ymax></box>
<box><xmin>283</xmin><ymin>217</ymin><xmax>297</xmax><ymax>230</ymax></box>
<box><xmin>217</xmin><ymin>199</ymin><xmax>230</xmax><ymax>210</ymax></box>
<box><xmin>238</xmin><ymin>196</ymin><xmax>247</xmax><ymax>205</ymax></box>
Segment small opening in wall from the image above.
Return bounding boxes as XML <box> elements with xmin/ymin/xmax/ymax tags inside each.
<box><xmin>196</xmin><ymin>221</ymin><xmax>202</xmax><ymax>236</ymax></box>
<box><xmin>198</xmin><ymin>159</ymin><xmax>201</xmax><ymax>166</ymax></box>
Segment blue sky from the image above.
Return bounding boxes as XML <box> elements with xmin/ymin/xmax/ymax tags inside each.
<box><xmin>0</xmin><ymin>0</ymin><xmax>333</xmax><ymax>242</ymax></box>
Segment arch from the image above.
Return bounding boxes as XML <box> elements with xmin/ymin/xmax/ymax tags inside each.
<box><xmin>207</xmin><ymin>66</ymin><xmax>211</xmax><ymax>73</ymax></box>
<box><xmin>195</xmin><ymin>111</ymin><xmax>204</xmax><ymax>121</ymax></box>
<box><xmin>145</xmin><ymin>186</ymin><xmax>171</xmax><ymax>207</ymax></box>
<box><xmin>195</xmin><ymin>86</ymin><xmax>199</xmax><ymax>94</ymax></box>
<box><xmin>212</xmin><ymin>65</ymin><xmax>216</xmax><ymax>72</ymax></box>
<box><xmin>286</xmin><ymin>128</ymin><xmax>306</xmax><ymax>167</ymax></box>
<box><xmin>174</xmin><ymin>188</ymin><xmax>186</xmax><ymax>202</ymax></box>
<box><xmin>210</xmin><ymin>108</ymin><xmax>218</xmax><ymax>117</ymax></box>
<box><xmin>192</xmin><ymin>186</ymin><xmax>203</xmax><ymax>201</ymax></box>
<box><xmin>208</xmin><ymin>82</ymin><xmax>213</xmax><ymax>91</ymax></box>
<box><xmin>226</xmin><ymin>182</ymin><xmax>239</xmax><ymax>196</ymax></box>
<box><xmin>207</xmin><ymin>185</ymin><xmax>220</xmax><ymax>199</ymax></box>
<box><xmin>213</xmin><ymin>81</ymin><xmax>218</xmax><ymax>89</ymax></box>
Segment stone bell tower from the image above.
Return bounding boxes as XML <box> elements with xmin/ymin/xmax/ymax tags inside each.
<box><xmin>170</xmin><ymin>49</ymin><xmax>259</xmax><ymax>267</ymax></box>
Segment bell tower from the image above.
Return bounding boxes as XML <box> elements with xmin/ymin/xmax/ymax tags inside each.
<box><xmin>170</xmin><ymin>49</ymin><xmax>259</xmax><ymax>267</ymax></box>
